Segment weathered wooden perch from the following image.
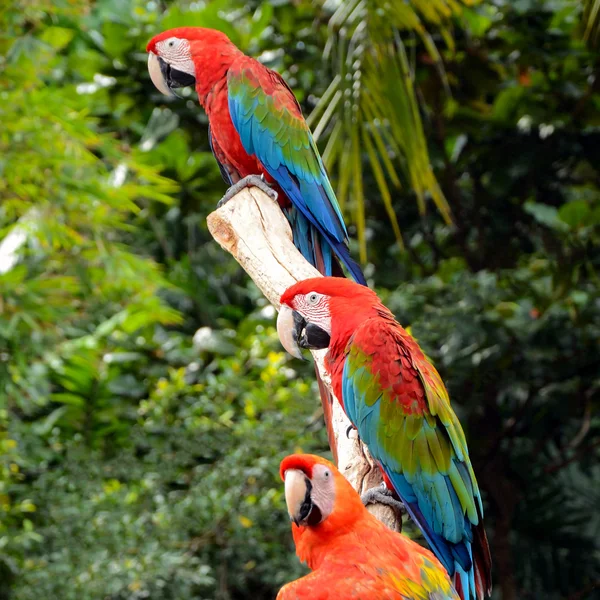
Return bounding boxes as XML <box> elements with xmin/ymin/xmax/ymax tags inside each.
<box><xmin>207</xmin><ymin>186</ymin><xmax>400</xmax><ymax>532</ymax></box>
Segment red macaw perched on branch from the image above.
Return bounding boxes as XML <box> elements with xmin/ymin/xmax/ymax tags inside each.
<box><xmin>277</xmin><ymin>278</ymin><xmax>492</xmax><ymax>600</ymax></box>
<box><xmin>278</xmin><ymin>453</ymin><xmax>460</xmax><ymax>600</ymax></box>
<box><xmin>146</xmin><ymin>27</ymin><xmax>365</xmax><ymax>285</ymax></box>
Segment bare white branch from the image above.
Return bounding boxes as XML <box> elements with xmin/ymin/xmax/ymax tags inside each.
<box><xmin>207</xmin><ymin>187</ymin><xmax>399</xmax><ymax>531</ymax></box>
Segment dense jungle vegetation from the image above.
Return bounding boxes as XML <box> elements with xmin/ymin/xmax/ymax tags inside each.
<box><xmin>1</xmin><ymin>0</ymin><xmax>599</xmax><ymax>598</ymax></box>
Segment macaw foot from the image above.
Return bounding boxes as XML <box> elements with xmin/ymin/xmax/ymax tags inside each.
<box><xmin>346</xmin><ymin>424</ymin><xmax>359</xmax><ymax>440</ymax></box>
<box><xmin>217</xmin><ymin>174</ymin><xmax>278</xmax><ymax>208</ymax></box>
<box><xmin>361</xmin><ymin>483</ymin><xmax>405</xmax><ymax>516</ymax></box>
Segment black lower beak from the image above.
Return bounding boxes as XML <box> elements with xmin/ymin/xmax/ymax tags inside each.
<box><xmin>292</xmin><ymin>311</ymin><xmax>331</xmax><ymax>351</ymax></box>
<box><xmin>293</xmin><ymin>478</ymin><xmax>324</xmax><ymax>527</ymax></box>
<box><xmin>158</xmin><ymin>56</ymin><xmax>196</xmax><ymax>91</ymax></box>
<box><xmin>294</xmin><ymin>499</ymin><xmax>323</xmax><ymax>527</ymax></box>
<box><xmin>295</xmin><ymin>495</ymin><xmax>312</xmax><ymax>526</ymax></box>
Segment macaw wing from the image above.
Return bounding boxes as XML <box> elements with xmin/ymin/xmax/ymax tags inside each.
<box><xmin>208</xmin><ymin>125</ymin><xmax>234</xmax><ymax>185</ymax></box>
<box><xmin>341</xmin><ymin>318</ymin><xmax>483</xmax><ymax>576</ymax></box>
<box><xmin>226</xmin><ymin>57</ymin><xmax>365</xmax><ymax>283</ymax></box>
<box><xmin>227</xmin><ymin>57</ymin><xmax>346</xmax><ymax>242</ymax></box>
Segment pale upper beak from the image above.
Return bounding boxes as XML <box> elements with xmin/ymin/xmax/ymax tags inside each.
<box><xmin>276</xmin><ymin>305</ymin><xmax>331</xmax><ymax>360</ymax></box>
<box><xmin>147</xmin><ymin>52</ymin><xmax>173</xmax><ymax>97</ymax></box>
<box><xmin>277</xmin><ymin>305</ymin><xmax>304</xmax><ymax>360</ymax></box>
<box><xmin>284</xmin><ymin>469</ymin><xmax>313</xmax><ymax>527</ymax></box>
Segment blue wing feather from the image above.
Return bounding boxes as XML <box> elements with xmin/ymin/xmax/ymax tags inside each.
<box><xmin>227</xmin><ymin>66</ymin><xmax>366</xmax><ymax>285</ymax></box>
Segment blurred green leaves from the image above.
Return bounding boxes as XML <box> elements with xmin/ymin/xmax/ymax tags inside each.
<box><xmin>161</xmin><ymin>0</ymin><xmax>239</xmax><ymax>41</ymax></box>
<box><xmin>1</xmin><ymin>0</ymin><xmax>599</xmax><ymax>599</ymax></box>
<box><xmin>0</xmin><ymin>0</ymin><xmax>184</xmax><ymax>582</ymax></box>
<box><xmin>385</xmin><ymin>251</ymin><xmax>600</xmax><ymax>596</ymax></box>
<box><xmin>8</xmin><ymin>310</ymin><xmax>325</xmax><ymax>600</ymax></box>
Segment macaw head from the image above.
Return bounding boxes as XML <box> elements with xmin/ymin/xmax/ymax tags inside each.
<box><xmin>277</xmin><ymin>276</ymin><xmax>385</xmax><ymax>360</ymax></box>
<box><xmin>280</xmin><ymin>454</ymin><xmax>336</xmax><ymax>529</ymax></box>
<box><xmin>146</xmin><ymin>27</ymin><xmax>238</xmax><ymax>98</ymax></box>
<box><xmin>280</xmin><ymin>453</ymin><xmax>364</xmax><ymax>533</ymax></box>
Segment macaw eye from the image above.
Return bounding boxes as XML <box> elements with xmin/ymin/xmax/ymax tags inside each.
<box><xmin>168</xmin><ymin>40</ymin><xmax>175</xmax><ymax>47</ymax></box>
<box><xmin>307</xmin><ymin>292</ymin><xmax>320</xmax><ymax>306</ymax></box>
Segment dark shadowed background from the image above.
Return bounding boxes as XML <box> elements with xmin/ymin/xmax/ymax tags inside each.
<box><xmin>1</xmin><ymin>0</ymin><xmax>599</xmax><ymax>599</ymax></box>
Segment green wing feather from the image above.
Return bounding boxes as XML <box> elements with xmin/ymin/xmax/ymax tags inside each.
<box><xmin>342</xmin><ymin>317</ymin><xmax>484</xmax><ymax>588</ymax></box>
<box><xmin>226</xmin><ymin>59</ymin><xmax>366</xmax><ymax>283</ymax></box>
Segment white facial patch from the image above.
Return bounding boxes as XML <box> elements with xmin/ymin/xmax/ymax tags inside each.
<box><xmin>310</xmin><ymin>463</ymin><xmax>335</xmax><ymax>521</ymax></box>
<box><xmin>156</xmin><ymin>37</ymin><xmax>196</xmax><ymax>77</ymax></box>
<box><xmin>294</xmin><ymin>292</ymin><xmax>332</xmax><ymax>335</ymax></box>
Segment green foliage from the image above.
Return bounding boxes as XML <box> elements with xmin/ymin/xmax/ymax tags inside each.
<box><xmin>1</xmin><ymin>0</ymin><xmax>599</xmax><ymax>599</ymax></box>
<box><xmin>10</xmin><ymin>312</ymin><xmax>325</xmax><ymax>599</ymax></box>
<box><xmin>308</xmin><ymin>0</ymin><xmax>467</xmax><ymax>260</ymax></box>
<box><xmin>583</xmin><ymin>0</ymin><xmax>600</xmax><ymax>46</ymax></box>
<box><xmin>386</xmin><ymin>256</ymin><xmax>600</xmax><ymax>596</ymax></box>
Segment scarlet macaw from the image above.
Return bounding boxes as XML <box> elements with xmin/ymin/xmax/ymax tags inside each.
<box><xmin>279</xmin><ymin>453</ymin><xmax>460</xmax><ymax>600</ymax></box>
<box><xmin>277</xmin><ymin>278</ymin><xmax>492</xmax><ymax>600</ymax></box>
<box><xmin>146</xmin><ymin>27</ymin><xmax>365</xmax><ymax>285</ymax></box>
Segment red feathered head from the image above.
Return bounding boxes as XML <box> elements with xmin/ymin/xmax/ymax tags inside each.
<box><xmin>277</xmin><ymin>277</ymin><xmax>387</xmax><ymax>359</ymax></box>
<box><xmin>280</xmin><ymin>453</ymin><xmax>365</xmax><ymax>530</ymax></box>
<box><xmin>146</xmin><ymin>27</ymin><xmax>239</xmax><ymax>98</ymax></box>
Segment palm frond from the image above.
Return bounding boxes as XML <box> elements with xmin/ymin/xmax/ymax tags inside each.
<box><xmin>583</xmin><ymin>0</ymin><xmax>600</xmax><ymax>46</ymax></box>
<box><xmin>312</xmin><ymin>0</ymin><xmax>469</xmax><ymax>258</ymax></box>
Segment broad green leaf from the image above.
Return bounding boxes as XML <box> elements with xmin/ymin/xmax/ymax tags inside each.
<box><xmin>39</xmin><ymin>27</ymin><xmax>76</xmax><ymax>50</ymax></box>
<box><xmin>524</xmin><ymin>202</ymin><xmax>569</xmax><ymax>232</ymax></box>
<box><xmin>492</xmin><ymin>86</ymin><xmax>525</xmax><ymax>122</ymax></box>
<box><xmin>558</xmin><ymin>201</ymin><xmax>591</xmax><ymax>228</ymax></box>
<box><xmin>50</xmin><ymin>393</ymin><xmax>86</xmax><ymax>407</ymax></box>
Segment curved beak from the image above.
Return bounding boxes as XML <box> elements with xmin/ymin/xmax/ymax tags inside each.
<box><xmin>284</xmin><ymin>469</ymin><xmax>321</xmax><ymax>527</ymax></box>
<box><xmin>277</xmin><ymin>305</ymin><xmax>331</xmax><ymax>360</ymax></box>
<box><xmin>277</xmin><ymin>305</ymin><xmax>304</xmax><ymax>360</ymax></box>
<box><xmin>148</xmin><ymin>52</ymin><xmax>173</xmax><ymax>97</ymax></box>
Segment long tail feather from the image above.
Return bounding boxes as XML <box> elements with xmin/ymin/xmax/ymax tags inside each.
<box><xmin>383</xmin><ymin>467</ymin><xmax>485</xmax><ymax>600</ymax></box>
<box><xmin>287</xmin><ymin>208</ymin><xmax>366</xmax><ymax>285</ymax></box>
<box><xmin>328</xmin><ymin>238</ymin><xmax>367</xmax><ymax>285</ymax></box>
<box><xmin>472</xmin><ymin>515</ymin><xmax>492</xmax><ymax>599</ymax></box>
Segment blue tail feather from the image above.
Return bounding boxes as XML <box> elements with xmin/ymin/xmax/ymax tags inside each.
<box><xmin>275</xmin><ymin>168</ymin><xmax>367</xmax><ymax>286</ymax></box>
<box><xmin>383</xmin><ymin>467</ymin><xmax>478</xmax><ymax>599</ymax></box>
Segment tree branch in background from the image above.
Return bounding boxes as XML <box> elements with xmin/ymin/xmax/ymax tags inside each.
<box><xmin>207</xmin><ymin>186</ymin><xmax>399</xmax><ymax>532</ymax></box>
